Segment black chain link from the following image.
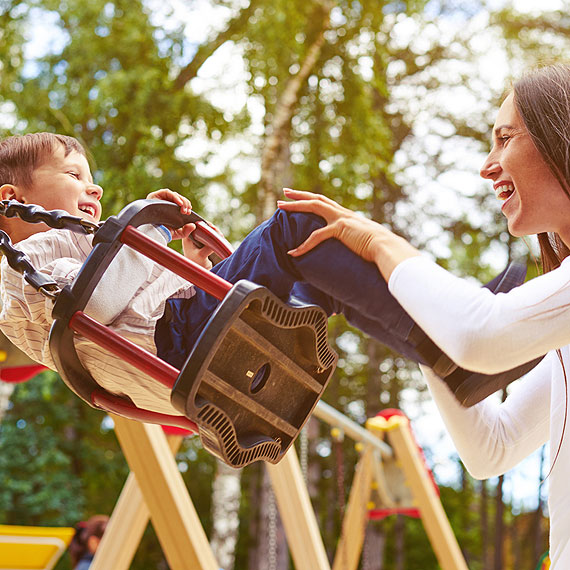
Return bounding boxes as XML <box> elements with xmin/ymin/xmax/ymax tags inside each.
<box><xmin>0</xmin><ymin>200</ymin><xmax>100</xmax><ymax>234</ymax></box>
<box><xmin>0</xmin><ymin>201</ymin><xmax>102</xmax><ymax>300</ymax></box>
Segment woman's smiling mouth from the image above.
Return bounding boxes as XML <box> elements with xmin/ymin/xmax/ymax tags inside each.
<box><xmin>494</xmin><ymin>182</ymin><xmax>515</xmax><ymax>201</ymax></box>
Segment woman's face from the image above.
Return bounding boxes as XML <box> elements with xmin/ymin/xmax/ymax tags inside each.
<box><xmin>480</xmin><ymin>92</ymin><xmax>570</xmax><ymax>246</ymax></box>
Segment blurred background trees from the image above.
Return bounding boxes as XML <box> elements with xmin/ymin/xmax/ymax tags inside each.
<box><xmin>0</xmin><ymin>0</ymin><xmax>560</xmax><ymax>568</ymax></box>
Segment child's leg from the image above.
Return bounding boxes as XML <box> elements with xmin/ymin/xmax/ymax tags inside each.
<box><xmin>156</xmin><ymin>209</ymin><xmax>423</xmax><ymax>369</ymax></box>
<box><xmin>288</xmin><ymin>282</ymin><xmax>422</xmax><ymax>360</ymax></box>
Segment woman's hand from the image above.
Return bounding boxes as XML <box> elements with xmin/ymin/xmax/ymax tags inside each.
<box><xmin>277</xmin><ymin>188</ymin><xmax>420</xmax><ymax>280</ymax></box>
<box><xmin>146</xmin><ymin>188</ymin><xmax>214</xmax><ymax>269</ymax></box>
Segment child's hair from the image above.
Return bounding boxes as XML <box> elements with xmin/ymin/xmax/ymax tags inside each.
<box><xmin>69</xmin><ymin>514</ymin><xmax>109</xmax><ymax>567</ymax></box>
<box><xmin>0</xmin><ymin>132</ymin><xmax>86</xmax><ymax>190</ymax></box>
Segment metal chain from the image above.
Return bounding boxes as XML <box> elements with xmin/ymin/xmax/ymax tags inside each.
<box><xmin>0</xmin><ymin>231</ymin><xmax>61</xmax><ymax>299</ymax></box>
<box><xmin>0</xmin><ymin>200</ymin><xmax>100</xmax><ymax>234</ymax></box>
<box><xmin>0</xmin><ymin>201</ymin><xmax>101</xmax><ymax>299</ymax></box>
<box><xmin>267</xmin><ymin>488</ymin><xmax>277</xmax><ymax>570</ymax></box>
<box><xmin>299</xmin><ymin>426</ymin><xmax>308</xmax><ymax>483</ymax></box>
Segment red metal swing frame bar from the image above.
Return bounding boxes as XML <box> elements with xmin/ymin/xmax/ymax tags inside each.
<box><xmin>69</xmin><ymin>223</ymin><xmax>235</xmax><ymax>432</ymax></box>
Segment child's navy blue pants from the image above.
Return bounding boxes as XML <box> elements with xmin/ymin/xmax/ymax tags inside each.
<box><xmin>155</xmin><ymin>209</ymin><xmax>424</xmax><ymax>370</ymax></box>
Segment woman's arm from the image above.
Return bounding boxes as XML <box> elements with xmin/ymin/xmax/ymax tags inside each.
<box><xmin>278</xmin><ymin>189</ymin><xmax>570</xmax><ymax>372</ymax></box>
<box><xmin>420</xmin><ymin>351</ymin><xmax>552</xmax><ymax>479</ymax></box>
<box><xmin>389</xmin><ymin>255</ymin><xmax>570</xmax><ymax>373</ymax></box>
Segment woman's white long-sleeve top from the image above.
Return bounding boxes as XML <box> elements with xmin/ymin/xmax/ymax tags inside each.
<box><xmin>388</xmin><ymin>255</ymin><xmax>570</xmax><ymax>568</ymax></box>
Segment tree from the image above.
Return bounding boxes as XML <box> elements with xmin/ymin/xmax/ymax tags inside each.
<box><xmin>0</xmin><ymin>372</ymin><xmax>126</xmax><ymax>532</ymax></box>
<box><xmin>1</xmin><ymin>1</ymin><xmax>562</xmax><ymax>567</ymax></box>
<box><xmin>0</xmin><ymin>0</ymin><xmax>236</xmax><ymax>214</ymax></box>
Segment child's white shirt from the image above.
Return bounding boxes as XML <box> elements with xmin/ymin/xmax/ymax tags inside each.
<box><xmin>0</xmin><ymin>227</ymin><xmax>194</xmax><ymax>414</ymax></box>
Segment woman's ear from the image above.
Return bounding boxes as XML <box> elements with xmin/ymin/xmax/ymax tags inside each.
<box><xmin>0</xmin><ymin>184</ymin><xmax>19</xmax><ymax>201</ymax></box>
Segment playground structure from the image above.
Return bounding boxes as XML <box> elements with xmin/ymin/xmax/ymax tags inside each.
<box><xmin>0</xmin><ymin>199</ymin><xmax>469</xmax><ymax>568</ymax></box>
<box><xmin>0</xmin><ymin>351</ymin><xmax>469</xmax><ymax>569</ymax></box>
<box><xmin>0</xmin><ymin>524</ymin><xmax>75</xmax><ymax>570</ymax></box>
<box><xmin>83</xmin><ymin>400</ymin><xmax>468</xmax><ymax>570</ymax></box>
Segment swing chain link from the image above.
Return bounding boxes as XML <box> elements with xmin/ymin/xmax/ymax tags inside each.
<box><xmin>0</xmin><ymin>200</ymin><xmax>100</xmax><ymax>234</ymax></box>
<box><xmin>0</xmin><ymin>230</ymin><xmax>61</xmax><ymax>299</ymax></box>
<box><xmin>0</xmin><ymin>201</ymin><xmax>101</xmax><ymax>300</ymax></box>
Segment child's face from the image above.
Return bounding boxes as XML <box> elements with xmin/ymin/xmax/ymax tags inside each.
<box><xmin>0</xmin><ymin>145</ymin><xmax>103</xmax><ymax>242</ymax></box>
<box><xmin>17</xmin><ymin>145</ymin><xmax>103</xmax><ymax>223</ymax></box>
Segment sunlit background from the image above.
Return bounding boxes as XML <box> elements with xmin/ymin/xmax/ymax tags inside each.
<box><xmin>0</xmin><ymin>1</ymin><xmax>565</xmax><ymax>568</ymax></box>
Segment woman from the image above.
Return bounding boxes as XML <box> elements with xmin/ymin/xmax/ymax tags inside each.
<box><xmin>278</xmin><ymin>63</ymin><xmax>570</xmax><ymax>568</ymax></box>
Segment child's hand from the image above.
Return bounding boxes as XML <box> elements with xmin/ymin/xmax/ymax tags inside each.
<box><xmin>146</xmin><ymin>188</ymin><xmax>196</xmax><ymax>240</ymax></box>
<box><xmin>181</xmin><ymin>229</ymin><xmax>216</xmax><ymax>270</ymax></box>
<box><xmin>146</xmin><ymin>188</ymin><xmax>192</xmax><ymax>216</ymax></box>
<box><xmin>146</xmin><ymin>188</ymin><xmax>219</xmax><ymax>269</ymax></box>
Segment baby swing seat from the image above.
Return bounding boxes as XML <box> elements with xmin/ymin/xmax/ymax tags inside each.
<box><xmin>1</xmin><ymin>199</ymin><xmax>337</xmax><ymax>468</ymax></box>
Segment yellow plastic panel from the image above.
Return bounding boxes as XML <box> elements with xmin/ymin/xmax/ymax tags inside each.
<box><xmin>0</xmin><ymin>525</ymin><xmax>75</xmax><ymax>570</ymax></box>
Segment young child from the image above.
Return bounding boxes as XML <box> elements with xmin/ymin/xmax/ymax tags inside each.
<box><xmin>0</xmin><ymin>133</ymin><xmax>525</xmax><ymax>415</ymax></box>
<box><xmin>69</xmin><ymin>515</ymin><xmax>109</xmax><ymax>570</ymax></box>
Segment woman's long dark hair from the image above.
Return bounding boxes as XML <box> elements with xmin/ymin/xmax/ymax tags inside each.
<box><xmin>513</xmin><ymin>63</ymin><xmax>570</xmax><ymax>271</ymax></box>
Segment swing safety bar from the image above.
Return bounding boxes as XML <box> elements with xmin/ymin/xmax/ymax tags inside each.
<box><xmin>49</xmin><ymin>200</ymin><xmax>338</xmax><ymax>468</ymax></box>
<box><xmin>65</xmin><ymin>220</ymin><xmax>236</xmax><ymax>431</ymax></box>
<box><xmin>48</xmin><ymin>200</ymin><xmax>235</xmax><ymax>434</ymax></box>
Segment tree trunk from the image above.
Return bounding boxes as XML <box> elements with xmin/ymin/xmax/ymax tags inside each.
<box><xmin>364</xmin><ymin>340</ymin><xmax>388</xmax><ymax>569</ymax></box>
<box><xmin>305</xmin><ymin>416</ymin><xmax>321</xmax><ymax>499</ymax></box>
<box><xmin>362</xmin><ymin>524</ymin><xmax>385</xmax><ymax>570</ymax></box>
<box><xmin>531</xmin><ymin>445</ymin><xmax>546</xmax><ymax>568</ymax></box>
<box><xmin>257</xmin><ymin>1</ymin><xmax>334</xmax><ymax>221</ymax></box>
<box><xmin>481</xmin><ymin>479</ymin><xmax>490</xmax><ymax>569</ymax></box>
<box><xmin>394</xmin><ymin>514</ymin><xmax>406</xmax><ymax>570</ymax></box>
<box><xmin>512</xmin><ymin>512</ymin><xmax>521</xmax><ymax>570</ymax></box>
<box><xmin>459</xmin><ymin>463</ymin><xmax>472</xmax><ymax>565</ymax></box>
<box><xmin>0</xmin><ymin>382</ymin><xmax>15</xmax><ymax>423</ymax></box>
<box><xmin>210</xmin><ymin>460</ymin><xmax>242</xmax><ymax>570</ymax></box>
<box><xmin>493</xmin><ymin>474</ymin><xmax>505</xmax><ymax>570</ymax></box>
<box><xmin>173</xmin><ymin>0</ymin><xmax>263</xmax><ymax>90</ymax></box>
<box><xmin>493</xmin><ymin>390</ymin><xmax>508</xmax><ymax>570</ymax></box>
<box><xmin>365</xmin><ymin>340</ymin><xmax>384</xmax><ymax>417</ymax></box>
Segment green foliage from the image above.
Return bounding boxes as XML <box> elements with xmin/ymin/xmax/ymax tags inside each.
<box><xmin>0</xmin><ymin>0</ymin><xmax>234</xmax><ymax>217</ymax></box>
<box><xmin>492</xmin><ymin>8</ymin><xmax>570</xmax><ymax>66</ymax></box>
<box><xmin>0</xmin><ymin>371</ymin><xmax>128</xmax><ymax>526</ymax></box>
<box><xmin>0</xmin><ymin>0</ymin><xmax>558</xmax><ymax>567</ymax></box>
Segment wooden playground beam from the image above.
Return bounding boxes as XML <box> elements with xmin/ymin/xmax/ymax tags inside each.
<box><xmin>91</xmin><ymin>432</ymin><xmax>184</xmax><ymax>570</ymax></box>
<box><xmin>367</xmin><ymin>416</ymin><xmax>469</xmax><ymax>570</ymax></box>
<box><xmin>266</xmin><ymin>447</ymin><xmax>331</xmax><ymax>570</ymax></box>
<box><xmin>93</xmin><ymin>424</ymin><xmax>331</xmax><ymax>570</ymax></box>
<box><xmin>88</xmin><ymin>406</ymin><xmax>468</xmax><ymax>570</ymax></box>
<box><xmin>314</xmin><ymin>401</ymin><xmax>393</xmax><ymax>458</ymax></box>
<box><xmin>108</xmin><ymin>416</ymin><xmax>218</xmax><ymax>570</ymax></box>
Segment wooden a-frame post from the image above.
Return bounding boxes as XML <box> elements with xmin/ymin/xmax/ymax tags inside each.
<box><xmin>91</xmin><ymin>416</ymin><xmax>218</xmax><ymax>570</ymax></box>
<box><xmin>90</xmin><ymin>409</ymin><xmax>468</xmax><ymax>570</ymax></box>
<box><xmin>332</xmin><ymin>414</ymin><xmax>468</xmax><ymax>570</ymax></box>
